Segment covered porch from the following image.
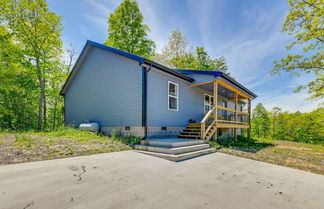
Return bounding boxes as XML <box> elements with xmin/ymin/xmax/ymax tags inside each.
<box><xmin>190</xmin><ymin>78</ymin><xmax>252</xmax><ymax>141</ymax></box>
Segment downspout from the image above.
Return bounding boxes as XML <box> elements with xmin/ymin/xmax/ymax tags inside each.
<box><xmin>141</xmin><ymin>64</ymin><xmax>152</xmax><ymax>140</ymax></box>
<box><xmin>63</xmin><ymin>95</ymin><xmax>66</xmax><ymax>126</ymax></box>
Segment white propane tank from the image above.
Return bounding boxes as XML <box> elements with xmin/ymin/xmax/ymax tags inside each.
<box><xmin>79</xmin><ymin>122</ymin><xmax>100</xmax><ymax>132</ymax></box>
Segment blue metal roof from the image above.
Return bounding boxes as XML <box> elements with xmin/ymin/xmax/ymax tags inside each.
<box><xmin>175</xmin><ymin>69</ymin><xmax>223</xmax><ymax>77</ymax></box>
<box><xmin>86</xmin><ymin>40</ymin><xmax>194</xmax><ymax>82</ymax></box>
<box><xmin>86</xmin><ymin>40</ymin><xmax>146</xmax><ymax>64</ymax></box>
<box><xmin>61</xmin><ymin>40</ymin><xmax>256</xmax><ymax>98</ymax></box>
<box><xmin>175</xmin><ymin>69</ymin><xmax>257</xmax><ymax>98</ymax></box>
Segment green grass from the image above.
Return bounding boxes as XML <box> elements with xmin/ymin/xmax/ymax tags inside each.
<box><xmin>211</xmin><ymin>136</ymin><xmax>324</xmax><ymax>175</ymax></box>
<box><xmin>14</xmin><ymin>135</ymin><xmax>35</xmax><ymax>148</ymax></box>
<box><xmin>0</xmin><ymin>127</ymin><xmax>134</xmax><ymax>165</ymax></box>
<box><xmin>30</xmin><ymin>127</ymin><xmax>104</xmax><ymax>140</ymax></box>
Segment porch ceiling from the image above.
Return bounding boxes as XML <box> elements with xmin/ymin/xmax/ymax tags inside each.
<box><xmin>195</xmin><ymin>83</ymin><xmax>245</xmax><ymax>100</ymax></box>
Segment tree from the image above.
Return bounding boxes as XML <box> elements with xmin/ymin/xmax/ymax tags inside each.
<box><xmin>104</xmin><ymin>0</ymin><xmax>155</xmax><ymax>58</ymax></box>
<box><xmin>272</xmin><ymin>0</ymin><xmax>324</xmax><ymax>99</ymax></box>
<box><xmin>269</xmin><ymin>107</ymin><xmax>288</xmax><ymax>140</ymax></box>
<box><xmin>0</xmin><ymin>24</ymin><xmax>39</xmax><ymax>131</ymax></box>
<box><xmin>157</xmin><ymin>29</ymin><xmax>229</xmax><ymax>72</ymax></box>
<box><xmin>0</xmin><ymin>0</ymin><xmax>64</xmax><ymax>131</ymax></box>
<box><xmin>156</xmin><ymin>29</ymin><xmax>196</xmax><ymax>68</ymax></box>
<box><xmin>252</xmin><ymin>103</ymin><xmax>270</xmax><ymax>138</ymax></box>
<box><xmin>196</xmin><ymin>47</ymin><xmax>228</xmax><ymax>73</ymax></box>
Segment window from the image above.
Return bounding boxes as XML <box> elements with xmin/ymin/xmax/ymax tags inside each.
<box><xmin>222</xmin><ymin>100</ymin><xmax>228</xmax><ymax>119</ymax></box>
<box><xmin>204</xmin><ymin>94</ymin><xmax>214</xmax><ymax>114</ymax></box>
<box><xmin>168</xmin><ymin>81</ymin><xmax>179</xmax><ymax>111</ymax></box>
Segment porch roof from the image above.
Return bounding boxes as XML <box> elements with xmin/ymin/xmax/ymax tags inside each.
<box><xmin>175</xmin><ymin>69</ymin><xmax>257</xmax><ymax>99</ymax></box>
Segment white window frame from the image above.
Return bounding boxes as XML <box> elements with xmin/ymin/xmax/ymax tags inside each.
<box><xmin>204</xmin><ymin>93</ymin><xmax>214</xmax><ymax>114</ymax></box>
<box><xmin>168</xmin><ymin>81</ymin><xmax>179</xmax><ymax>111</ymax></box>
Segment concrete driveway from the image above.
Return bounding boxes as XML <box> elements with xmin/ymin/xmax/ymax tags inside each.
<box><xmin>0</xmin><ymin>151</ymin><xmax>323</xmax><ymax>209</ymax></box>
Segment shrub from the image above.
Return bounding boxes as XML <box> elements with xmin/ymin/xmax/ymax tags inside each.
<box><xmin>113</xmin><ymin>135</ymin><xmax>140</xmax><ymax>146</ymax></box>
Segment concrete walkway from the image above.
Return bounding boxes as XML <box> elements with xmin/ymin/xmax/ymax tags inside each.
<box><xmin>0</xmin><ymin>151</ymin><xmax>323</xmax><ymax>209</ymax></box>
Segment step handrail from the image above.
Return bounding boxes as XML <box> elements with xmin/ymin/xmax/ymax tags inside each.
<box><xmin>200</xmin><ymin>106</ymin><xmax>217</xmax><ymax>140</ymax></box>
<box><xmin>201</xmin><ymin>106</ymin><xmax>216</xmax><ymax>123</ymax></box>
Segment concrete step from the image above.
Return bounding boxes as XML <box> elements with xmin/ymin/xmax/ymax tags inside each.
<box><xmin>135</xmin><ymin>148</ymin><xmax>216</xmax><ymax>162</ymax></box>
<box><xmin>135</xmin><ymin>143</ymin><xmax>210</xmax><ymax>155</ymax></box>
<box><xmin>140</xmin><ymin>139</ymin><xmax>204</xmax><ymax>148</ymax></box>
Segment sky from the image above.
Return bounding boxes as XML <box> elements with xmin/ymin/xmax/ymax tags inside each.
<box><xmin>48</xmin><ymin>0</ymin><xmax>323</xmax><ymax>112</ymax></box>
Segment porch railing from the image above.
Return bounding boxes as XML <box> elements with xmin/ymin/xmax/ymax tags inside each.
<box><xmin>200</xmin><ymin>106</ymin><xmax>250</xmax><ymax>141</ymax></box>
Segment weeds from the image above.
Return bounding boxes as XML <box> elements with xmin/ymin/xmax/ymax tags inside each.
<box><xmin>109</xmin><ymin>129</ymin><xmax>140</xmax><ymax>146</ymax></box>
<box><xmin>14</xmin><ymin>135</ymin><xmax>35</xmax><ymax>148</ymax></box>
<box><xmin>211</xmin><ymin>135</ymin><xmax>274</xmax><ymax>152</ymax></box>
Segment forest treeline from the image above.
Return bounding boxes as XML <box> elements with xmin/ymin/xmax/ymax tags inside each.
<box><xmin>0</xmin><ymin>0</ymin><xmax>323</xmax><ymax>146</ymax></box>
<box><xmin>0</xmin><ymin>0</ymin><xmax>228</xmax><ymax>132</ymax></box>
<box><xmin>251</xmin><ymin>103</ymin><xmax>324</xmax><ymax>144</ymax></box>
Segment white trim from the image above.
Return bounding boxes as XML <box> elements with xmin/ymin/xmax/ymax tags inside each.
<box><xmin>168</xmin><ymin>81</ymin><xmax>179</xmax><ymax>111</ymax></box>
<box><xmin>204</xmin><ymin>93</ymin><xmax>213</xmax><ymax>114</ymax></box>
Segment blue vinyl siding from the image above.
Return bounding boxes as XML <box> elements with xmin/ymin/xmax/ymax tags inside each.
<box><xmin>65</xmin><ymin>46</ymin><xmax>142</xmax><ymax>127</ymax></box>
<box><xmin>147</xmin><ymin>69</ymin><xmax>214</xmax><ymax>127</ymax></box>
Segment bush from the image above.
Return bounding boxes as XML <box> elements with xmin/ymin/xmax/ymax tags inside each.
<box><xmin>113</xmin><ymin>135</ymin><xmax>141</xmax><ymax>146</ymax></box>
<box><xmin>109</xmin><ymin>129</ymin><xmax>140</xmax><ymax>146</ymax></box>
<box><xmin>214</xmin><ymin>135</ymin><xmax>273</xmax><ymax>151</ymax></box>
<box><xmin>217</xmin><ymin>136</ymin><xmax>236</xmax><ymax>147</ymax></box>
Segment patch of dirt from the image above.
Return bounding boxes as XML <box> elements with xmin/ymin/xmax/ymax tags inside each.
<box><xmin>0</xmin><ymin>134</ymin><xmax>130</xmax><ymax>166</ymax></box>
<box><xmin>218</xmin><ymin>141</ymin><xmax>324</xmax><ymax>175</ymax></box>
<box><xmin>276</xmin><ymin>145</ymin><xmax>312</xmax><ymax>151</ymax></box>
<box><xmin>0</xmin><ymin>135</ymin><xmax>15</xmax><ymax>142</ymax></box>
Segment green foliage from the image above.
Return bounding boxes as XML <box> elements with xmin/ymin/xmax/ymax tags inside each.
<box><xmin>109</xmin><ymin>129</ymin><xmax>140</xmax><ymax>145</ymax></box>
<box><xmin>109</xmin><ymin>129</ymin><xmax>117</xmax><ymax>140</ymax></box>
<box><xmin>104</xmin><ymin>0</ymin><xmax>155</xmax><ymax>58</ymax></box>
<box><xmin>118</xmin><ymin>136</ymin><xmax>141</xmax><ymax>146</ymax></box>
<box><xmin>251</xmin><ymin>104</ymin><xmax>324</xmax><ymax>144</ymax></box>
<box><xmin>36</xmin><ymin>127</ymin><xmax>103</xmax><ymax>140</ymax></box>
<box><xmin>209</xmin><ymin>140</ymin><xmax>221</xmax><ymax>147</ymax></box>
<box><xmin>268</xmin><ymin>107</ymin><xmax>324</xmax><ymax>144</ymax></box>
<box><xmin>0</xmin><ymin>0</ymin><xmax>70</xmax><ymax>132</ymax></box>
<box><xmin>15</xmin><ymin>135</ymin><xmax>35</xmax><ymax>148</ymax></box>
<box><xmin>215</xmin><ymin>135</ymin><xmax>274</xmax><ymax>151</ymax></box>
<box><xmin>155</xmin><ymin>30</ymin><xmax>229</xmax><ymax>73</ymax></box>
<box><xmin>272</xmin><ymin>0</ymin><xmax>324</xmax><ymax>99</ymax></box>
<box><xmin>252</xmin><ymin>103</ymin><xmax>271</xmax><ymax>138</ymax></box>
<box><xmin>196</xmin><ymin>47</ymin><xmax>228</xmax><ymax>73</ymax></box>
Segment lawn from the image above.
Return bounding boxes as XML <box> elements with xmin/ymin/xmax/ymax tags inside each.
<box><xmin>0</xmin><ymin>128</ymin><xmax>132</xmax><ymax>165</ymax></box>
<box><xmin>214</xmin><ymin>138</ymin><xmax>324</xmax><ymax>175</ymax></box>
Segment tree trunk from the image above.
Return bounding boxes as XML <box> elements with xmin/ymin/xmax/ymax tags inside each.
<box><xmin>52</xmin><ymin>99</ymin><xmax>58</xmax><ymax>131</ymax></box>
<box><xmin>37</xmin><ymin>58</ymin><xmax>44</xmax><ymax>131</ymax></box>
<box><xmin>43</xmin><ymin>87</ymin><xmax>47</xmax><ymax>130</ymax></box>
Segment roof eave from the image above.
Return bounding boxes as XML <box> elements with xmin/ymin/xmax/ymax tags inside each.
<box><xmin>144</xmin><ymin>60</ymin><xmax>195</xmax><ymax>83</ymax></box>
<box><xmin>221</xmin><ymin>74</ymin><xmax>257</xmax><ymax>98</ymax></box>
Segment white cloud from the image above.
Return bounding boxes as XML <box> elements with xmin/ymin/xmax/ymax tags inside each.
<box><xmin>84</xmin><ymin>0</ymin><xmax>119</xmax><ymax>26</ymax></box>
<box><xmin>136</xmin><ymin>0</ymin><xmax>169</xmax><ymax>51</ymax></box>
<box><xmin>186</xmin><ymin>0</ymin><xmax>223</xmax><ymax>47</ymax></box>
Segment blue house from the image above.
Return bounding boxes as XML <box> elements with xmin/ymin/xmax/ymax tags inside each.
<box><xmin>60</xmin><ymin>40</ymin><xmax>257</xmax><ymax>142</ymax></box>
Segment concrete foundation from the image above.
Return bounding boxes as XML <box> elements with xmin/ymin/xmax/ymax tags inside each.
<box><xmin>101</xmin><ymin>126</ymin><xmax>185</xmax><ymax>139</ymax></box>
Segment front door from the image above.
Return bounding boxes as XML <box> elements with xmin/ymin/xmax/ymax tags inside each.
<box><xmin>204</xmin><ymin>94</ymin><xmax>214</xmax><ymax>114</ymax></box>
